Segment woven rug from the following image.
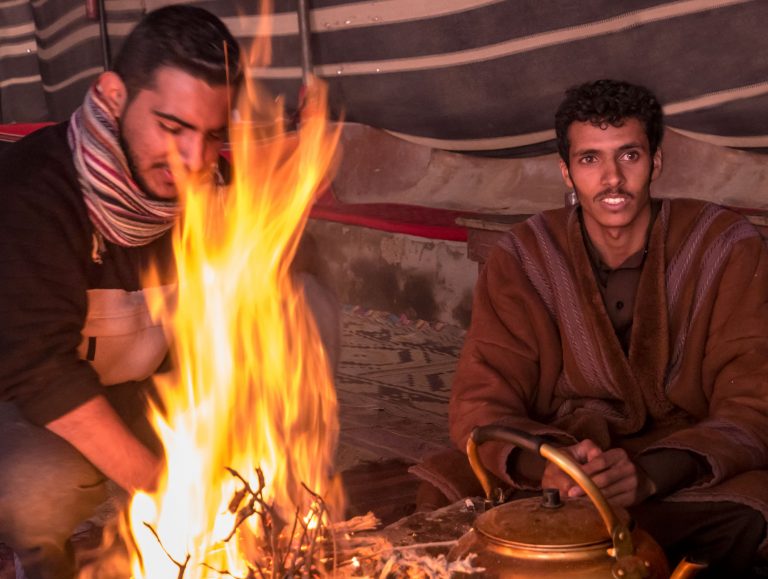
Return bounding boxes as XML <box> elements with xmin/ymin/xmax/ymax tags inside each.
<box><xmin>335</xmin><ymin>305</ymin><xmax>463</xmax><ymax>472</ymax></box>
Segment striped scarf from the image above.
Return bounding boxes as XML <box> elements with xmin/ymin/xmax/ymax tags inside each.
<box><xmin>68</xmin><ymin>83</ymin><xmax>180</xmax><ymax>247</ymax></box>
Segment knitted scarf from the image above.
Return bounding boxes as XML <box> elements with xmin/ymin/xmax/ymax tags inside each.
<box><xmin>68</xmin><ymin>83</ymin><xmax>180</xmax><ymax>247</ymax></box>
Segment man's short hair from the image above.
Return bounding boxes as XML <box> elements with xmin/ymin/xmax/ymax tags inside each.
<box><xmin>112</xmin><ymin>5</ymin><xmax>241</xmax><ymax>100</ymax></box>
<box><xmin>555</xmin><ymin>79</ymin><xmax>664</xmax><ymax>165</ymax></box>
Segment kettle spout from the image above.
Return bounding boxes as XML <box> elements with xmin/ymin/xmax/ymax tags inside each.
<box><xmin>670</xmin><ymin>557</ymin><xmax>708</xmax><ymax>579</ymax></box>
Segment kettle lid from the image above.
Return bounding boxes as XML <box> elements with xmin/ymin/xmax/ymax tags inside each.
<box><xmin>475</xmin><ymin>492</ymin><xmax>630</xmax><ymax>550</ymax></box>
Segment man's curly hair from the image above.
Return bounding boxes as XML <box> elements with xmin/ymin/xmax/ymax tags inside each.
<box><xmin>555</xmin><ymin>79</ymin><xmax>664</xmax><ymax>166</ymax></box>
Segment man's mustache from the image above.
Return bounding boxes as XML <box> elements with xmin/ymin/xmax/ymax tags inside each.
<box><xmin>594</xmin><ymin>188</ymin><xmax>632</xmax><ymax>201</ymax></box>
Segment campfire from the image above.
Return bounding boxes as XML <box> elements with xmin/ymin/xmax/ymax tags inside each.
<box><xmin>122</xmin><ymin>55</ymin><xmax>345</xmax><ymax>579</ymax></box>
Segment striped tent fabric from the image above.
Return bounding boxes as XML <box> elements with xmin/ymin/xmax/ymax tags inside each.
<box><xmin>1</xmin><ymin>0</ymin><xmax>767</xmax><ymax>156</ymax></box>
<box><xmin>0</xmin><ymin>0</ymin><xmax>144</xmax><ymax>123</ymax></box>
<box><xmin>0</xmin><ymin>0</ymin><xmax>47</xmax><ymax>122</ymax></box>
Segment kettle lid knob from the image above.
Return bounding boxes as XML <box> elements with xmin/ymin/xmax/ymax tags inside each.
<box><xmin>541</xmin><ymin>488</ymin><xmax>563</xmax><ymax>509</ymax></box>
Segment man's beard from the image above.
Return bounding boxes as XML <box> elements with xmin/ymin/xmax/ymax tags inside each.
<box><xmin>118</xmin><ymin>131</ymin><xmax>167</xmax><ymax>201</ymax></box>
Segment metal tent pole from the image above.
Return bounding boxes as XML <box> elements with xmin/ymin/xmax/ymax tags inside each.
<box><xmin>296</xmin><ymin>0</ymin><xmax>314</xmax><ymax>85</ymax></box>
<box><xmin>86</xmin><ymin>0</ymin><xmax>111</xmax><ymax>70</ymax></box>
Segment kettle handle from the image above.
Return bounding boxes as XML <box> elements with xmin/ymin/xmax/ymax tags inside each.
<box><xmin>467</xmin><ymin>425</ymin><xmax>635</xmax><ymax>559</ymax></box>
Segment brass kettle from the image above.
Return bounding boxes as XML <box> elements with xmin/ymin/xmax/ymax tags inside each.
<box><xmin>449</xmin><ymin>426</ymin><xmax>706</xmax><ymax>579</ymax></box>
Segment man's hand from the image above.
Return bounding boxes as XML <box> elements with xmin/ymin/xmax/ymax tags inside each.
<box><xmin>541</xmin><ymin>439</ymin><xmax>656</xmax><ymax>507</ymax></box>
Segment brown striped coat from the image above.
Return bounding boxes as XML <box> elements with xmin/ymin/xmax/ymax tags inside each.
<box><xmin>450</xmin><ymin>198</ymin><xmax>768</xmax><ymax>548</ymax></box>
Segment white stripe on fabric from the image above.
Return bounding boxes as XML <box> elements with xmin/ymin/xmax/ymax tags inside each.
<box><xmin>0</xmin><ymin>22</ymin><xmax>35</xmax><ymax>39</ymax></box>
<box><xmin>0</xmin><ymin>73</ymin><xmax>42</xmax><ymax>89</ymax></box>
<box><xmin>36</xmin><ymin>1</ymin><xmax>140</xmax><ymax>40</ymax></box>
<box><xmin>35</xmin><ymin>5</ymin><xmax>86</xmax><ymax>41</ymax></box>
<box><xmin>42</xmin><ymin>66</ymin><xmax>101</xmax><ymax>92</ymax></box>
<box><xmin>0</xmin><ymin>0</ymin><xmax>28</xmax><ymax>8</ymax></box>
<box><xmin>37</xmin><ymin>21</ymin><xmax>134</xmax><ymax>60</ymax></box>
<box><xmin>670</xmin><ymin>128</ymin><xmax>768</xmax><ymax>148</ymax></box>
<box><xmin>146</xmin><ymin>0</ymin><xmax>505</xmax><ymax>37</ymax></box>
<box><xmin>0</xmin><ymin>39</ymin><xmax>36</xmax><ymax>59</ymax></box>
<box><xmin>665</xmin><ymin>81</ymin><xmax>768</xmax><ymax>116</ymax></box>
<box><xmin>383</xmin><ymin>128</ymin><xmax>557</xmax><ymax>152</ymax></box>
<box><xmin>246</xmin><ymin>0</ymin><xmax>754</xmax><ymax>78</ymax></box>
<box><xmin>231</xmin><ymin>0</ymin><xmax>506</xmax><ymax>37</ymax></box>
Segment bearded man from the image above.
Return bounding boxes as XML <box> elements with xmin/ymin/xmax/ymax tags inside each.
<box><xmin>0</xmin><ymin>6</ymin><xmax>337</xmax><ymax>579</ymax></box>
<box><xmin>447</xmin><ymin>80</ymin><xmax>768</xmax><ymax>576</ymax></box>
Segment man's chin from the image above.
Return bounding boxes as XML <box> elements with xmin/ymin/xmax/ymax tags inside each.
<box><xmin>141</xmin><ymin>179</ymin><xmax>179</xmax><ymax>201</ymax></box>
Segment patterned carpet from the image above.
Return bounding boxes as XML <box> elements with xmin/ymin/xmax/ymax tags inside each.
<box><xmin>335</xmin><ymin>306</ymin><xmax>463</xmax><ymax>472</ymax></box>
<box><xmin>334</xmin><ymin>306</ymin><xmax>464</xmax><ymax>525</ymax></box>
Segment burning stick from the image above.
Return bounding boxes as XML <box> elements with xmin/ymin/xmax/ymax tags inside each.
<box><xmin>137</xmin><ymin>467</ymin><xmax>338</xmax><ymax>578</ymax></box>
<box><xmin>140</xmin><ymin>523</ymin><xmax>191</xmax><ymax>579</ymax></box>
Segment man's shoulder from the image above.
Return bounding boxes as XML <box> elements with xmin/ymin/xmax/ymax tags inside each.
<box><xmin>0</xmin><ymin>122</ymin><xmax>74</xmax><ymax>182</ymax></box>
<box><xmin>0</xmin><ymin>122</ymin><xmax>68</xmax><ymax>157</ymax></box>
<box><xmin>664</xmin><ymin>198</ymin><xmax>756</xmax><ymax>243</ymax></box>
<box><xmin>491</xmin><ymin>207</ymin><xmax>572</xmax><ymax>269</ymax></box>
<box><xmin>498</xmin><ymin>207</ymin><xmax>571</xmax><ymax>244</ymax></box>
<box><xmin>0</xmin><ymin>122</ymin><xmax>83</xmax><ymax>211</ymax></box>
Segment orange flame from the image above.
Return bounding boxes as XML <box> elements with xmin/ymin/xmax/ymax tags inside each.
<box><xmin>125</xmin><ymin>71</ymin><xmax>343</xmax><ymax>578</ymax></box>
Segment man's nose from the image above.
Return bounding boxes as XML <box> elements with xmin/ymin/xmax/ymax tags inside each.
<box><xmin>601</xmin><ymin>159</ymin><xmax>624</xmax><ymax>189</ymax></box>
<box><xmin>180</xmin><ymin>134</ymin><xmax>207</xmax><ymax>174</ymax></box>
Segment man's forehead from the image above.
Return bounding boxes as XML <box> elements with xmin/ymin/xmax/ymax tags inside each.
<box><xmin>133</xmin><ymin>67</ymin><xmax>229</xmax><ymax>129</ymax></box>
<box><xmin>568</xmin><ymin>118</ymin><xmax>649</xmax><ymax>153</ymax></box>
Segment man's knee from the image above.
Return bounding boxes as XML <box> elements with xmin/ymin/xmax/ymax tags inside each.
<box><xmin>0</xmin><ymin>403</ymin><xmax>106</xmax><ymax>503</ymax></box>
<box><xmin>632</xmin><ymin>499</ymin><xmax>766</xmax><ymax>577</ymax></box>
<box><xmin>0</xmin><ymin>403</ymin><xmax>108</xmax><ymax>577</ymax></box>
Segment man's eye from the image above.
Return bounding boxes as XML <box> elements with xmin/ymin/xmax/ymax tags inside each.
<box><xmin>159</xmin><ymin>122</ymin><xmax>181</xmax><ymax>135</ymax></box>
<box><xmin>579</xmin><ymin>155</ymin><xmax>597</xmax><ymax>164</ymax></box>
<box><xmin>622</xmin><ymin>151</ymin><xmax>640</xmax><ymax>161</ymax></box>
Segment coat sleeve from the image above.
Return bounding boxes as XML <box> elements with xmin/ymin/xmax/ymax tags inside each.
<box><xmin>449</xmin><ymin>245</ymin><xmax>576</xmax><ymax>488</ymax></box>
<box><xmin>642</xmin><ymin>233</ymin><xmax>768</xmax><ymax>487</ymax></box>
<box><xmin>0</xmin><ymin>148</ymin><xmax>104</xmax><ymax>426</ymax></box>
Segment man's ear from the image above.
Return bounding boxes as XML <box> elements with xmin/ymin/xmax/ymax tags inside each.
<box><xmin>95</xmin><ymin>71</ymin><xmax>128</xmax><ymax>119</ymax></box>
<box><xmin>651</xmin><ymin>147</ymin><xmax>663</xmax><ymax>181</ymax></box>
<box><xmin>559</xmin><ymin>158</ymin><xmax>574</xmax><ymax>189</ymax></box>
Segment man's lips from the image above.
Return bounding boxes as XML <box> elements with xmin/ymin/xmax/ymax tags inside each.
<box><xmin>595</xmin><ymin>190</ymin><xmax>633</xmax><ymax>209</ymax></box>
<box><xmin>155</xmin><ymin>166</ymin><xmax>176</xmax><ymax>187</ymax></box>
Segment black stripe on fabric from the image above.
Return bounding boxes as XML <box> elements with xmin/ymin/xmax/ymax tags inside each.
<box><xmin>34</xmin><ymin>16</ymin><xmax>101</xmax><ymax>51</ymax></box>
<box><xmin>0</xmin><ymin>52</ymin><xmax>40</xmax><ymax>76</ymax></box>
<box><xmin>28</xmin><ymin>1</ymin><xmax>79</xmax><ymax>30</ymax></box>
<box><xmin>0</xmin><ymin>3</ymin><xmax>35</xmax><ymax>30</ymax></box>
<box><xmin>0</xmin><ymin>28</ymin><xmax>35</xmax><ymax>43</ymax></box>
<box><xmin>0</xmin><ymin>83</ymin><xmax>48</xmax><ymax>124</ymax></box>
<box><xmin>86</xmin><ymin>336</ymin><xmax>96</xmax><ymax>361</ymax></box>
<box><xmin>38</xmin><ymin>41</ymin><xmax>103</xmax><ymax>81</ymax></box>
<box><xmin>44</xmin><ymin>78</ymin><xmax>93</xmax><ymax>121</ymax></box>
